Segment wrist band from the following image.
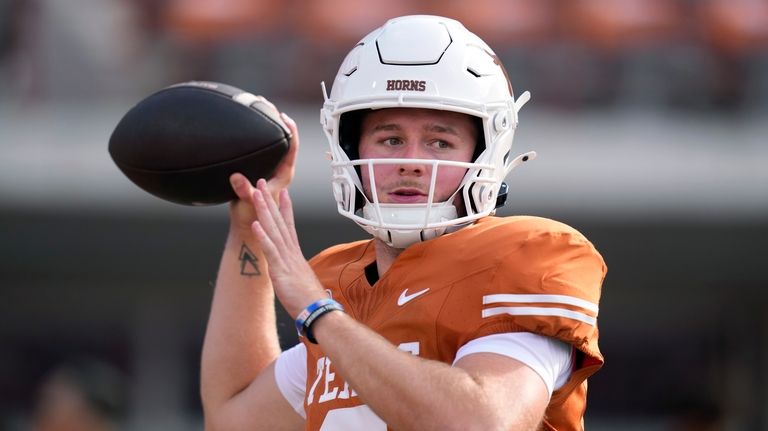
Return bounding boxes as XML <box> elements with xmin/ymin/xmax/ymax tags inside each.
<box><xmin>295</xmin><ymin>298</ymin><xmax>344</xmax><ymax>344</ymax></box>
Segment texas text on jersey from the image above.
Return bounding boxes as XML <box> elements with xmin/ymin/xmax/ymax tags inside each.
<box><xmin>303</xmin><ymin>216</ymin><xmax>607</xmax><ymax>430</ymax></box>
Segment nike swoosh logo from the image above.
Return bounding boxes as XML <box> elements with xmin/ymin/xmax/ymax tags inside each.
<box><xmin>397</xmin><ymin>288</ymin><xmax>430</xmax><ymax>306</ymax></box>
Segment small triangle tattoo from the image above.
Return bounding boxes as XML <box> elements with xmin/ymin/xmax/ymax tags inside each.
<box><xmin>239</xmin><ymin>243</ymin><xmax>261</xmax><ymax>276</ymax></box>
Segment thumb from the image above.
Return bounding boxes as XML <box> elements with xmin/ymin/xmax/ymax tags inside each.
<box><xmin>229</xmin><ymin>173</ymin><xmax>256</xmax><ymax>201</ymax></box>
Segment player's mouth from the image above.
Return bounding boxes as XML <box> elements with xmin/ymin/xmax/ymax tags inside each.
<box><xmin>388</xmin><ymin>188</ymin><xmax>428</xmax><ymax>203</ymax></box>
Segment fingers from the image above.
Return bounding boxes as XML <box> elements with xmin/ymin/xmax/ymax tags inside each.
<box><xmin>269</xmin><ymin>112</ymin><xmax>299</xmax><ymax>193</ymax></box>
<box><xmin>249</xmin><ymin>95</ymin><xmax>298</xmax><ymax>194</ymax></box>
<box><xmin>235</xmin><ymin>98</ymin><xmax>300</xmax><ymax>253</ymax></box>
<box><xmin>229</xmin><ymin>173</ymin><xmax>255</xmax><ymax>201</ymax></box>
<box><xmin>251</xmin><ymin>179</ymin><xmax>298</xmax><ymax>254</ymax></box>
<box><xmin>252</xmin><ymin>192</ymin><xmax>287</xmax><ymax>251</ymax></box>
<box><xmin>258</xmin><ymin>180</ymin><xmax>289</xmax><ymax>233</ymax></box>
<box><xmin>250</xmin><ymin>220</ymin><xmax>282</xmax><ymax>270</ymax></box>
<box><xmin>279</xmin><ymin>189</ymin><xmax>300</xmax><ymax>246</ymax></box>
<box><xmin>281</xmin><ymin>112</ymin><xmax>300</xmax><ymax>166</ymax></box>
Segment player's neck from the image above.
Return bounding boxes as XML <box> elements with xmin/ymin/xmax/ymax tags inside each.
<box><xmin>372</xmin><ymin>238</ymin><xmax>404</xmax><ymax>278</ymax></box>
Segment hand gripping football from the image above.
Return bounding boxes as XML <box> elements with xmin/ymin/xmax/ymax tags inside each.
<box><xmin>108</xmin><ymin>81</ymin><xmax>291</xmax><ymax>205</ymax></box>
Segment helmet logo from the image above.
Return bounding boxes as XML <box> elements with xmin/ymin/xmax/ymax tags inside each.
<box><xmin>386</xmin><ymin>80</ymin><xmax>426</xmax><ymax>92</ymax></box>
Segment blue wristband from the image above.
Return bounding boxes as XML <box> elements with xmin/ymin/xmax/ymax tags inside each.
<box><xmin>295</xmin><ymin>298</ymin><xmax>344</xmax><ymax>344</ymax></box>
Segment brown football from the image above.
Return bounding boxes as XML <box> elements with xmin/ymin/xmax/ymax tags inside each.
<box><xmin>109</xmin><ymin>81</ymin><xmax>291</xmax><ymax>206</ymax></box>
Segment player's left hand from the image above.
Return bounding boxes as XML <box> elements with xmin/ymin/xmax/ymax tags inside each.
<box><xmin>227</xmin><ymin>106</ymin><xmax>299</xmax><ymax>236</ymax></box>
<box><xmin>249</xmin><ymin>179</ymin><xmax>327</xmax><ymax>318</ymax></box>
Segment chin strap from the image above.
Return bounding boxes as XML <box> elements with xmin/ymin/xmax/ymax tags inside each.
<box><xmin>360</xmin><ymin>203</ymin><xmax>458</xmax><ymax>249</ymax></box>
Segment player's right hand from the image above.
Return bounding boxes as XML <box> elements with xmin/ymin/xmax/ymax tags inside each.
<box><xmin>228</xmin><ymin>101</ymin><xmax>299</xmax><ymax>236</ymax></box>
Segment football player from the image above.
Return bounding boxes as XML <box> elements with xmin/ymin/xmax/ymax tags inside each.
<box><xmin>201</xmin><ymin>15</ymin><xmax>606</xmax><ymax>431</ymax></box>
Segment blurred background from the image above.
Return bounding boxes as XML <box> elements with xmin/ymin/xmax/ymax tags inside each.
<box><xmin>1</xmin><ymin>0</ymin><xmax>766</xmax><ymax>430</ymax></box>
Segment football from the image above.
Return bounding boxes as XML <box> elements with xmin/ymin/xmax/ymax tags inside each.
<box><xmin>108</xmin><ymin>81</ymin><xmax>291</xmax><ymax>206</ymax></box>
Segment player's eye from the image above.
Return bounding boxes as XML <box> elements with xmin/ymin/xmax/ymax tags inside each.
<box><xmin>429</xmin><ymin>140</ymin><xmax>452</xmax><ymax>150</ymax></box>
<box><xmin>381</xmin><ymin>137</ymin><xmax>402</xmax><ymax>147</ymax></box>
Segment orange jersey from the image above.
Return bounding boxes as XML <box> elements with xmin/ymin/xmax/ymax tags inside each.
<box><xmin>303</xmin><ymin>216</ymin><xmax>607</xmax><ymax>430</ymax></box>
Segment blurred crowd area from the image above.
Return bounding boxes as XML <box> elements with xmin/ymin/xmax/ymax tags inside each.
<box><xmin>2</xmin><ymin>2</ymin><xmax>768</xmax><ymax>431</ymax></box>
<box><xmin>1</xmin><ymin>0</ymin><xmax>768</xmax><ymax>111</ymax></box>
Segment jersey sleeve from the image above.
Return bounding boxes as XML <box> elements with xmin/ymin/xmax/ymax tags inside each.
<box><xmin>480</xmin><ymin>226</ymin><xmax>605</xmax><ymax>358</ymax></box>
<box><xmin>274</xmin><ymin>343</ymin><xmax>308</xmax><ymax>418</ymax></box>
<box><xmin>452</xmin><ymin>332</ymin><xmax>573</xmax><ymax>395</ymax></box>
<box><xmin>489</xmin><ymin>225</ymin><xmax>606</xmax><ymax>407</ymax></box>
<box><xmin>436</xmin><ymin>220</ymin><xmax>606</xmax><ymax>406</ymax></box>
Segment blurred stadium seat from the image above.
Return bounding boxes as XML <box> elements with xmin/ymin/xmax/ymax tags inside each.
<box><xmin>432</xmin><ymin>0</ymin><xmax>557</xmax><ymax>103</ymax></box>
<box><xmin>296</xmin><ymin>0</ymin><xmax>419</xmax><ymax>46</ymax></box>
<box><xmin>556</xmin><ymin>0</ymin><xmax>695</xmax><ymax>107</ymax></box>
<box><xmin>2</xmin><ymin>2</ymin><xmax>768</xmax><ymax>430</ymax></box>
<box><xmin>561</xmin><ymin>0</ymin><xmax>681</xmax><ymax>51</ymax></box>
<box><xmin>287</xmin><ymin>0</ymin><xmax>423</xmax><ymax>100</ymax></box>
<box><xmin>157</xmin><ymin>0</ymin><xmax>291</xmax><ymax>95</ymax></box>
<box><xmin>698</xmin><ymin>0</ymin><xmax>768</xmax><ymax>109</ymax></box>
<box><xmin>698</xmin><ymin>0</ymin><xmax>768</xmax><ymax>56</ymax></box>
<box><xmin>435</xmin><ymin>0</ymin><xmax>557</xmax><ymax>46</ymax></box>
<box><xmin>161</xmin><ymin>0</ymin><xmax>285</xmax><ymax>43</ymax></box>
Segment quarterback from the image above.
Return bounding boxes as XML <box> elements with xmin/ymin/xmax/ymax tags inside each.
<box><xmin>201</xmin><ymin>15</ymin><xmax>606</xmax><ymax>431</ymax></box>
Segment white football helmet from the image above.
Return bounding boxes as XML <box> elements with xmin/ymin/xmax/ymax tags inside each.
<box><xmin>320</xmin><ymin>15</ymin><xmax>535</xmax><ymax>248</ymax></box>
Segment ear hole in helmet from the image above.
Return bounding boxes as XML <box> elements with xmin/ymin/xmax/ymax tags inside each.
<box><xmin>339</xmin><ymin>109</ymin><xmax>372</xmax><ymax>212</ymax></box>
<box><xmin>464</xmin><ymin>116</ymin><xmax>487</xmax><ymax>215</ymax></box>
<box><xmin>467</xmin><ymin>182</ymin><xmax>480</xmax><ymax>214</ymax></box>
<box><xmin>470</xmin><ymin>115</ymin><xmax>485</xmax><ymax>162</ymax></box>
<box><xmin>354</xmin><ymin>188</ymin><xmax>366</xmax><ymax>212</ymax></box>
<box><xmin>339</xmin><ymin>109</ymin><xmax>370</xmax><ymax>160</ymax></box>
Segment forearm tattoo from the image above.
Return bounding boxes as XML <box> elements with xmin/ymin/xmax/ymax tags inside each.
<box><xmin>238</xmin><ymin>243</ymin><xmax>261</xmax><ymax>276</ymax></box>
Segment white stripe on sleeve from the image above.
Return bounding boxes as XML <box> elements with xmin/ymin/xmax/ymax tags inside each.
<box><xmin>482</xmin><ymin>294</ymin><xmax>599</xmax><ymax>326</ymax></box>
<box><xmin>483</xmin><ymin>294</ymin><xmax>599</xmax><ymax>313</ymax></box>
<box><xmin>482</xmin><ymin>306</ymin><xmax>597</xmax><ymax>326</ymax></box>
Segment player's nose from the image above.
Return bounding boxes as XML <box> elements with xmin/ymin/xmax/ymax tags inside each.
<box><xmin>397</xmin><ymin>143</ymin><xmax>429</xmax><ymax>176</ymax></box>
